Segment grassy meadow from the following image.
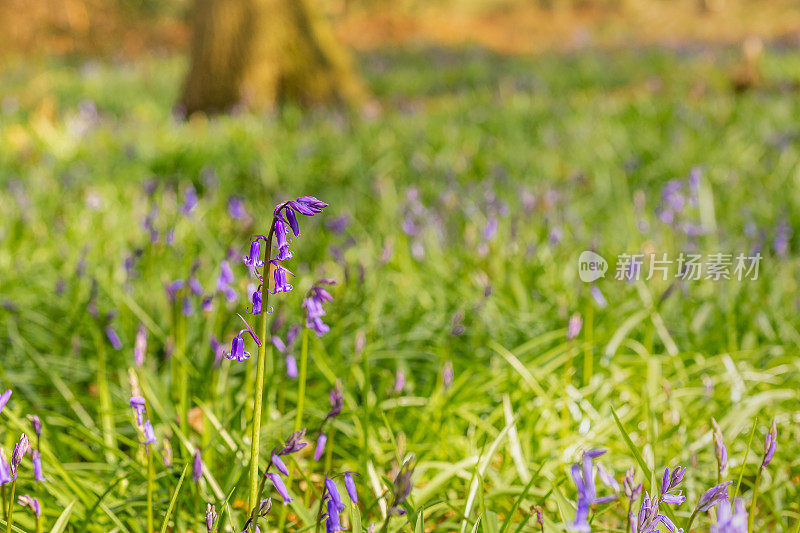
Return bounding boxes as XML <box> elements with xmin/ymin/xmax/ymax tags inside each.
<box><xmin>1</xmin><ymin>44</ymin><xmax>800</xmax><ymax>531</ymax></box>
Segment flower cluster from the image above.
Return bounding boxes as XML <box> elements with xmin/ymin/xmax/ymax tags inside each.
<box><xmin>569</xmin><ymin>450</ymin><xmax>617</xmax><ymax>532</ymax></box>
<box><xmin>303</xmin><ymin>279</ymin><xmax>335</xmax><ymax>337</ymax></box>
<box><xmin>129</xmin><ymin>395</ymin><xmax>156</xmax><ymax>445</ymax></box>
<box><xmin>323</xmin><ymin>473</ymin><xmax>358</xmax><ymax>532</ymax></box>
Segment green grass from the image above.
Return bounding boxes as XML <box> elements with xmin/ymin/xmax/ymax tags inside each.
<box><xmin>0</xmin><ymin>44</ymin><xmax>799</xmax><ymax>532</ymax></box>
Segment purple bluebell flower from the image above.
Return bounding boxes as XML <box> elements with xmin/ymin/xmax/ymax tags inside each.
<box><xmin>286</xmin><ymin>355</ymin><xmax>298</xmax><ymax>378</ymax></box>
<box><xmin>189</xmin><ymin>277</ymin><xmax>204</xmax><ymax>296</ymax></box>
<box><xmin>257</xmin><ymin>497</ymin><xmax>273</xmax><ymax>517</ymax></box>
<box><xmin>106</xmin><ymin>326</ymin><xmax>122</xmax><ymax>350</ymax></box>
<box><xmin>711</xmin><ymin>498</ymin><xmax>747</xmax><ymax>533</ymax></box>
<box><xmin>130</xmin><ymin>396</ymin><xmax>147</xmax><ymax>425</ymax></box>
<box><xmin>287</xmin><ymin>196</ymin><xmax>328</xmax><ymax>216</ymax></box>
<box><xmin>267</xmin><ymin>472</ymin><xmax>293</xmax><ymax>504</ymax></box>
<box><xmin>326</xmin><ymin>384</ymin><xmax>343</xmax><ymax>421</ymax></box>
<box><xmin>314</xmin><ymin>433</ymin><xmax>327</xmax><ymax>461</ymax></box>
<box><xmin>243</xmin><ymin>240</ymin><xmax>264</xmax><ymax>268</ymax></box>
<box><xmin>143</xmin><ymin>419</ymin><xmax>156</xmax><ymax>445</ymax></box>
<box><xmin>443</xmin><ymin>361</ymin><xmax>454</xmax><ymax>390</ymax></box>
<box><xmin>12</xmin><ymin>434</ymin><xmax>29</xmax><ymax>471</ymax></box>
<box><xmin>325</xmin><ymin>478</ymin><xmax>345</xmax><ymax>512</ymax></box>
<box><xmin>567</xmin><ymin>313</ymin><xmax>582</xmax><ymax>340</ymax></box>
<box><xmin>484</xmin><ymin>217</ymin><xmax>498</xmax><ymax>241</ymax></box>
<box><xmin>696</xmin><ymin>481</ymin><xmax>732</xmax><ymax>512</ymax></box>
<box><xmin>659</xmin><ymin>466</ymin><xmax>686</xmax><ymax>505</ymax></box>
<box><xmin>303</xmin><ymin>281</ymin><xmax>334</xmax><ymax>336</ymax></box>
<box><xmin>182</xmin><ymin>184</ymin><xmax>198</xmax><ymax>215</ymax></box>
<box><xmin>344</xmin><ymin>472</ymin><xmax>358</xmax><ymax>504</ymax></box>
<box><xmin>596</xmin><ymin>462</ymin><xmax>620</xmax><ymax>492</ymax></box>
<box><xmin>225</xmin><ymin>335</ymin><xmax>251</xmax><ymax>362</ymax></box>
<box><xmin>277</xmin><ymin>429</ymin><xmax>307</xmax><ymax>455</ymax></box>
<box><xmin>272</xmin><ymin>453</ymin><xmax>289</xmax><ymax>476</ymax></box>
<box><xmin>210</xmin><ymin>336</ymin><xmax>224</xmax><ymax>368</ymax></box>
<box><xmin>762</xmin><ymin>419</ymin><xmax>777</xmax><ymax>468</ymax></box>
<box><xmin>28</xmin><ymin>415</ymin><xmax>42</xmax><ymax>438</ymax></box>
<box><xmin>18</xmin><ymin>495</ymin><xmax>41</xmax><ymax>519</ymax></box>
<box><xmin>326</xmin><ymin>498</ymin><xmax>342</xmax><ymax>532</ymax></box>
<box><xmin>394</xmin><ymin>369</ymin><xmax>406</xmax><ymax>394</ymax></box>
<box><xmin>202</xmin><ymin>296</ymin><xmax>214</xmax><ymax>312</ymax></box>
<box><xmin>0</xmin><ymin>453</ymin><xmax>14</xmax><ymax>485</ymax></box>
<box><xmin>623</xmin><ymin>468</ymin><xmax>642</xmax><ymax>503</ymax></box>
<box><xmin>206</xmin><ymin>503</ymin><xmax>217</xmax><ymax>532</ymax></box>
<box><xmin>182</xmin><ymin>297</ymin><xmax>193</xmax><ymax>316</ymax></box>
<box><xmin>388</xmin><ymin>457</ymin><xmax>415</xmax><ymax>516</ymax></box>
<box><xmin>193</xmin><ymin>449</ymin><xmax>203</xmax><ymax>483</ymax></box>
<box><xmin>274</xmin><ymin>219</ymin><xmax>294</xmax><ymax>261</ymax></box>
<box><xmin>228</xmin><ymin>196</ymin><xmax>247</xmax><ymax>219</ymax></box>
<box><xmin>590</xmin><ymin>286</ymin><xmax>607</xmax><ymax>308</ymax></box>
<box><xmin>32</xmin><ymin>449</ymin><xmax>44</xmax><ymax>482</ymax></box>
<box><xmin>774</xmin><ymin>220</ymin><xmax>790</xmax><ymax>257</ymax></box>
<box><xmin>134</xmin><ymin>323</ymin><xmax>147</xmax><ymax>367</ymax></box>
<box><xmin>569</xmin><ymin>450</ymin><xmax>617</xmax><ymax>532</ymax></box>
<box><xmin>325</xmin><ymin>215</ymin><xmax>348</xmax><ymax>234</ymax></box>
<box><xmin>0</xmin><ymin>389</ymin><xmax>11</xmax><ymax>415</ymax></box>
<box><xmin>271</xmin><ymin>261</ymin><xmax>293</xmax><ymax>294</ymax></box>
<box><xmin>166</xmin><ymin>279</ymin><xmax>185</xmax><ymax>301</ymax></box>
<box><xmin>249</xmin><ymin>290</ymin><xmax>262</xmax><ymax>314</ymax></box>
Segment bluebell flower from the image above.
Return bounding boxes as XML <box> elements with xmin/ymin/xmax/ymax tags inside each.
<box><xmin>272</xmin><ymin>453</ymin><xmax>289</xmax><ymax>476</ymax></box>
<box><xmin>244</xmin><ymin>240</ymin><xmax>264</xmax><ymax>268</ymax></box>
<box><xmin>32</xmin><ymin>449</ymin><xmax>45</xmax><ymax>482</ymax></box>
<box><xmin>0</xmin><ymin>452</ymin><xmax>14</xmax><ymax>485</ymax></box>
<box><xmin>134</xmin><ymin>323</ymin><xmax>147</xmax><ymax>367</ymax></box>
<box><xmin>569</xmin><ymin>450</ymin><xmax>616</xmax><ymax>532</ymax></box>
<box><xmin>762</xmin><ymin>419</ymin><xmax>777</xmax><ymax>468</ymax></box>
<box><xmin>0</xmin><ymin>389</ymin><xmax>11</xmax><ymax>415</ymax></box>
<box><xmin>314</xmin><ymin>433</ymin><xmax>327</xmax><ymax>461</ymax></box>
<box><xmin>143</xmin><ymin>419</ymin><xmax>157</xmax><ymax>444</ymax></box>
<box><xmin>106</xmin><ymin>326</ymin><xmax>122</xmax><ymax>350</ymax></box>
<box><xmin>193</xmin><ymin>449</ymin><xmax>203</xmax><ymax>483</ymax></box>
<box><xmin>130</xmin><ymin>396</ymin><xmax>147</xmax><ymax>425</ymax></box>
<box><xmin>182</xmin><ymin>184</ymin><xmax>198</xmax><ymax>215</ymax></box>
<box><xmin>12</xmin><ymin>434</ymin><xmax>29</xmax><ymax>470</ymax></box>
<box><xmin>326</xmin><ymin>498</ymin><xmax>341</xmax><ymax>532</ymax></box>
<box><xmin>205</xmin><ymin>504</ymin><xmax>217</xmax><ymax>532</ymax></box>
<box><xmin>267</xmin><ymin>473</ymin><xmax>293</xmax><ymax>504</ymax></box>
<box><xmin>325</xmin><ymin>478</ymin><xmax>345</xmax><ymax>512</ymax></box>
<box><xmin>271</xmin><ymin>261</ymin><xmax>293</xmax><ymax>294</ymax></box>
<box><xmin>696</xmin><ymin>481</ymin><xmax>732</xmax><ymax>512</ymax></box>
<box><xmin>711</xmin><ymin>498</ymin><xmax>747</xmax><ymax>533</ymax></box>
<box><xmin>28</xmin><ymin>415</ymin><xmax>42</xmax><ymax>438</ymax></box>
<box><xmin>17</xmin><ymin>495</ymin><xmax>41</xmax><ymax>519</ymax></box>
<box><xmin>228</xmin><ymin>196</ymin><xmax>247</xmax><ymax>220</ymax></box>
<box><xmin>567</xmin><ymin>313</ymin><xmax>582</xmax><ymax>340</ymax></box>
<box><xmin>344</xmin><ymin>472</ymin><xmax>358</xmax><ymax>504</ymax></box>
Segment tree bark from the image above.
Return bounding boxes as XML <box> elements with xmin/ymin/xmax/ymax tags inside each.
<box><xmin>180</xmin><ymin>0</ymin><xmax>367</xmax><ymax>115</ymax></box>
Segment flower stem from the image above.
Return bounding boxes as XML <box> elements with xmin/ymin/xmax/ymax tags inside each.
<box><xmin>1</xmin><ymin>485</ymin><xmax>5</xmax><ymax>520</ymax></box>
<box><xmin>583</xmin><ymin>302</ymin><xmax>593</xmax><ymax>386</ymax></box>
<box><xmin>95</xmin><ymin>330</ymin><xmax>116</xmax><ymax>463</ymax></box>
<box><xmin>176</xmin><ymin>313</ymin><xmax>188</xmax><ymax>437</ymax></box>
<box><xmin>748</xmin><ymin>467</ymin><xmax>762</xmax><ymax>533</ymax></box>
<box><xmin>248</xmin><ymin>224</ymin><xmax>275</xmax><ymax>527</ymax></box>
<box><xmin>685</xmin><ymin>509</ymin><xmax>699</xmax><ymax>532</ymax></box>
<box><xmin>5</xmin><ymin>479</ymin><xmax>15</xmax><ymax>533</ymax></box>
<box><xmin>147</xmin><ymin>446</ymin><xmax>155</xmax><ymax>533</ymax></box>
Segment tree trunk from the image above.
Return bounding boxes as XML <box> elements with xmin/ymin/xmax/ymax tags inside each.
<box><xmin>180</xmin><ymin>0</ymin><xmax>367</xmax><ymax>115</ymax></box>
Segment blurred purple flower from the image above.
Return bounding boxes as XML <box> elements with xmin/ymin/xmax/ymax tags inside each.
<box><xmin>106</xmin><ymin>326</ymin><xmax>122</xmax><ymax>350</ymax></box>
<box><xmin>32</xmin><ymin>449</ymin><xmax>45</xmax><ymax>482</ymax></box>
<box><xmin>193</xmin><ymin>449</ymin><xmax>203</xmax><ymax>483</ymax></box>
<box><xmin>314</xmin><ymin>433</ymin><xmax>327</xmax><ymax>461</ymax></box>
<box><xmin>696</xmin><ymin>481</ymin><xmax>732</xmax><ymax>512</ymax></box>
<box><xmin>134</xmin><ymin>323</ymin><xmax>147</xmax><ymax>367</ymax></box>
<box><xmin>0</xmin><ymin>389</ymin><xmax>11</xmax><ymax>415</ymax></box>
<box><xmin>762</xmin><ymin>419</ymin><xmax>777</xmax><ymax>468</ymax></box>
<box><xmin>228</xmin><ymin>196</ymin><xmax>247</xmax><ymax>220</ymax></box>
<box><xmin>567</xmin><ymin>313</ymin><xmax>582</xmax><ymax>340</ymax></box>
<box><xmin>712</xmin><ymin>498</ymin><xmax>747</xmax><ymax>533</ymax></box>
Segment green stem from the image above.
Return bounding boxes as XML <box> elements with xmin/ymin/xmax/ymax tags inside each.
<box><xmin>95</xmin><ymin>330</ymin><xmax>116</xmax><ymax>463</ymax></box>
<box><xmin>35</xmin><ymin>516</ymin><xmax>42</xmax><ymax>533</ymax></box>
<box><xmin>147</xmin><ymin>446</ymin><xmax>154</xmax><ymax>533</ymax></box>
<box><xmin>748</xmin><ymin>467</ymin><xmax>762</xmax><ymax>533</ymax></box>
<box><xmin>177</xmin><ymin>314</ymin><xmax>188</xmax><ymax>438</ymax></box>
<box><xmin>361</xmin><ymin>338</ymin><xmax>370</xmax><ymax>474</ymax></box>
<box><xmin>1</xmin><ymin>485</ymin><xmax>6</xmax><ymax>520</ymax></box>
<box><xmin>685</xmin><ymin>509</ymin><xmax>699</xmax><ymax>533</ymax></box>
<box><xmin>248</xmin><ymin>223</ymin><xmax>276</xmax><ymax>529</ymax></box>
<box><xmin>5</xmin><ymin>479</ymin><xmax>15</xmax><ymax>533</ymax></box>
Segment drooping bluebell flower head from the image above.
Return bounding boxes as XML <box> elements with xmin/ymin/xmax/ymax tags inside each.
<box><xmin>228</xmin><ymin>196</ymin><xmax>247</xmax><ymax>220</ymax></box>
<box><xmin>143</xmin><ymin>419</ymin><xmax>157</xmax><ymax>445</ymax></box>
<box><xmin>248</xmin><ymin>290</ymin><xmax>262</xmax><ymax>314</ymax></box>
<box><xmin>243</xmin><ymin>240</ymin><xmax>263</xmax><ymax>269</ymax></box>
<box><xmin>285</xmin><ymin>354</ymin><xmax>298</xmax><ymax>378</ymax></box>
<box><xmin>205</xmin><ymin>503</ymin><xmax>217</xmax><ymax>533</ymax></box>
<box><xmin>18</xmin><ymin>495</ymin><xmax>41</xmax><ymax>519</ymax></box>
<box><xmin>189</xmin><ymin>276</ymin><xmax>204</xmax><ymax>297</ymax></box>
<box><xmin>314</xmin><ymin>433</ymin><xmax>327</xmax><ymax>461</ymax></box>
<box><xmin>567</xmin><ymin>313</ymin><xmax>583</xmax><ymax>340</ymax></box>
<box><xmin>696</xmin><ymin>481</ymin><xmax>732</xmax><ymax>512</ymax></box>
<box><xmin>193</xmin><ymin>449</ymin><xmax>203</xmax><ymax>483</ymax></box>
<box><xmin>326</xmin><ymin>498</ymin><xmax>342</xmax><ymax>532</ymax></box>
<box><xmin>134</xmin><ymin>323</ymin><xmax>147</xmax><ymax>367</ymax></box>
<box><xmin>0</xmin><ymin>389</ymin><xmax>12</xmax><ymax>415</ymax></box>
<box><xmin>182</xmin><ymin>184</ymin><xmax>198</xmax><ymax>215</ymax></box>
<box><xmin>105</xmin><ymin>326</ymin><xmax>122</xmax><ymax>350</ymax></box>
<box><xmin>394</xmin><ymin>368</ymin><xmax>406</xmax><ymax>395</ymax></box>
<box><xmin>659</xmin><ymin>466</ymin><xmax>686</xmax><ymax>505</ymax></box>
<box><xmin>442</xmin><ymin>361</ymin><xmax>454</xmax><ymax>390</ymax></box>
<box><xmin>130</xmin><ymin>396</ymin><xmax>147</xmax><ymax>426</ymax></box>
<box><xmin>711</xmin><ymin>498</ymin><xmax>747</xmax><ymax>533</ymax></box>
<box><xmin>326</xmin><ymin>383</ymin><xmax>344</xmax><ymax>421</ymax></box>
<box><xmin>28</xmin><ymin>415</ymin><xmax>42</xmax><ymax>439</ymax></box>
<box><xmin>344</xmin><ymin>472</ymin><xmax>358</xmax><ymax>504</ymax></box>
<box><xmin>12</xmin><ymin>433</ymin><xmax>29</xmax><ymax>471</ymax></box>
<box><xmin>303</xmin><ymin>280</ymin><xmax>335</xmax><ymax>336</ymax></box>
<box><xmin>762</xmin><ymin>419</ymin><xmax>777</xmax><ymax>468</ymax></box>
<box><xmin>325</xmin><ymin>477</ymin><xmax>346</xmax><ymax>512</ymax></box>
<box><xmin>271</xmin><ymin>453</ymin><xmax>289</xmax><ymax>476</ymax></box>
<box><xmin>275</xmin><ymin>430</ymin><xmax>307</xmax><ymax>456</ymax></box>
<box><xmin>216</xmin><ymin>260</ymin><xmax>237</xmax><ymax>302</ymax></box>
<box><xmin>267</xmin><ymin>473</ymin><xmax>293</xmax><ymax>504</ymax></box>
<box><xmin>166</xmin><ymin>279</ymin><xmax>185</xmax><ymax>302</ymax></box>
<box><xmin>32</xmin><ymin>449</ymin><xmax>45</xmax><ymax>483</ymax></box>
<box><xmin>590</xmin><ymin>286</ymin><xmax>607</xmax><ymax>309</ymax></box>
<box><xmin>270</xmin><ymin>261</ymin><xmax>293</xmax><ymax>294</ymax></box>
<box><xmin>223</xmin><ymin>315</ymin><xmax>262</xmax><ymax>362</ymax></box>
<box><xmin>388</xmin><ymin>456</ymin><xmax>415</xmax><ymax>516</ymax></box>
<box><xmin>0</xmin><ymin>452</ymin><xmax>14</xmax><ymax>485</ymax></box>
<box><xmin>569</xmin><ymin>449</ymin><xmax>616</xmax><ymax>532</ymax></box>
